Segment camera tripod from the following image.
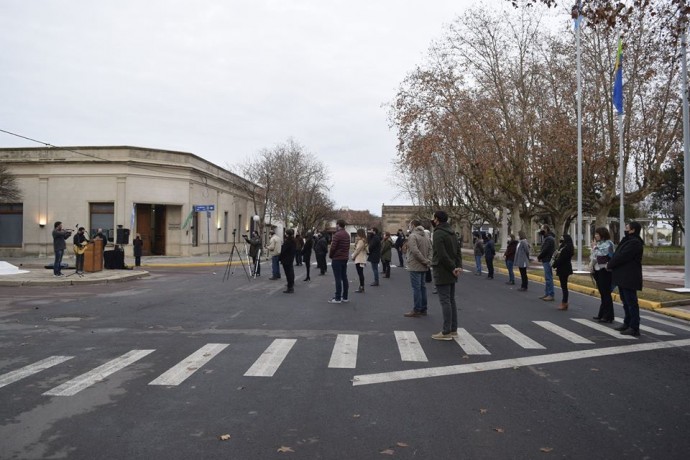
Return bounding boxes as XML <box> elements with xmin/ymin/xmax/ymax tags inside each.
<box><xmin>223</xmin><ymin>231</ymin><xmax>252</xmax><ymax>282</ymax></box>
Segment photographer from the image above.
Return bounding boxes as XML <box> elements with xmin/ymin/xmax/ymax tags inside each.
<box><xmin>52</xmin><ymin>221</ymin><xmax>72</xmax><ymax>277</ymax></box>
<box><xmin>243</xmin><ymin>230</ymin><xmax>262</xmax><ymax>276</ymax></box>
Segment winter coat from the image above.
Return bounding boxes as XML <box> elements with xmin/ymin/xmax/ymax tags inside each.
<box><xmin>279</xmin><ymin>236</ymin><xmax>296</xmax><ymax>266</ymax></box>
<box><xmin>243</xmin><ymin>234</ymin><xmax>262</xmax><ymax>258</ymax></box>
<box><xmin>473</xmin><ymin>239</ymin><xmax>484</xmax><ymax>257</ymax></box>
<box><xmin>538</xmin><ymin>233</ymin><xmax>556</xmax><ymax>262</ymax></box>
<box><xmin>314</xmin><ymin>235</ymin><xmax>328</xmax><ymax>256</ymax></box>
<box><xmin>514</xmin><ymin>238</ymin><xmax>531</xmax><ymax>268</ymax></box>
<box><xmin>608</xmin><ymin>234</ymin><xmax>644</xmax><ymax>290</ymax></box>
<box><xmin>352</xmin><ymin>237</ymin><xmax>368</xmax><ymax>264</ymax></box>
<box><xmin>553</xmin><ymin>238</ymin><xmax>574</xmax><ymax>277</ymax></box>
<box><xmin>590</xmin><ymin>240</ymin><xmax>615</xmax><ymax>271</ymax></box>
<box><xmin>484</xmin><ymin>240</ymin><xmax>495</xmax><ymax>260</ymax></box>
<box><xmin>431</xmin><ymin>222</ymin><xmax>462</xmax><ymax>285</ymax></box>
<box><xmin>266</xmin><ymin>233</ymin><xmax>282</xmax><ymax>256</ymax></box>
<box><xmin>52</xmin><ymin>228</ymin><xmax>71</xmax><ymax>251</ymax></box>
<box><xmin>381</xmin><ymin>238</ymin><xmax>392</xmax><ymax>262</ymax></box>
<box><xmin>329</xmin><ymin>228</ymin><xmax>350</xmax><ymax>261</ymax></box>
<box><xmin>406</xmin><ymin>226</ymin><xmax>432</xmax><ymax>272</ymax></box>
<box><xmin>302</xmin><ymin>236</ymin><xmax>313</xmax><ymax>259</ymax></box>
<box><xmin>132</xmin><ymin>236</ymin><xmax>143</xmax><ymax>257</ymax></box>
<box><xmin>504</xmin><ymin>240</ymin><xmax>517</xmax><ymax>262</ymax></box>
<box><xmin>367</xmin><ymin>233</ymin><xmax>382</xmax><ymax>264</ymax></box>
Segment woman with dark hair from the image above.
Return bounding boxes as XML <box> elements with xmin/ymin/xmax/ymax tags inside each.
<box><xmin>553</xmin><ymin>234</ymin><xmax>574</xmax><ymax>310</ymax></box>
<box><xmin>608</xmin><ymin>221</ymin><xmax>644</xmax><ymax>336</ymax></box>
<box><xmin>352</xmin><ymin>228</ymin><xmax>368</xmax><ymax>293</ymax></box>
<box><xmin>590</xmin><ymin>227</ymin><xmax>615</xmax><ymax>322</ymax></box>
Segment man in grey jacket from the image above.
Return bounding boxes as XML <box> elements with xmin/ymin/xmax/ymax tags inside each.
<box><xmin>403</xmin><ymin>219</ymin><xmax>432</xmax><ymax>317</ymax></box>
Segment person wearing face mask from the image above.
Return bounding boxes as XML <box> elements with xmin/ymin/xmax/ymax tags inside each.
<box><xmin>552</xmin><ymin>234</ymin><xmax>574</xmax><ymax>310</ymax></box>
<box><xmin>590</xmin><ymin>227</ymin><xmax>615</xmax><ymax>322</ymax></box>
<box><xmin>537</xmin><ymin>224</ymin><xmax>556</xmax><ymax>301</ymax></box>
<box><xmin>429</xmin><ymin>211</ymin><xmax>463</xmax><ymax>340</ymax></box>
<box><xmin>607</xmin><ymin>221</ymin><xmax>644</xmax><ymax>336</ymax></box>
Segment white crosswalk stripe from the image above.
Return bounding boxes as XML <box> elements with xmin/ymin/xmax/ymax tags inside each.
<box><xmin>533</xmin><ymin>321</ymin><xmax>594</xmax><ymax>344</ymax></box>
<box><xmin>641</xmin><ymin>315</ymin><xmax>690</xmax><ymax>332</ymax></box>
<box><xmin>492</xmin><ymin>324</ymin><xmax>546</xmax><ymax>349</ymax></box>
<box><xmin>394</xmin><ymin>331</ymin><xmax>428</xmax><ymax>362</ymax></box>
<box><xmin>609</xmin><ymin>320</ymin><xmax>675</xmax><ymax>336</ymax></box>
<box><xmin>43</xmin><ymin>349</ymin><xmax>155</xmax><ymax>397</ymax></box>
<box><xmin>571</xmin><ymin>318</ymin><xmax>637</xmax><ymax>339</ymax></box>
<box><xmin>454</xmin><ymin>328</ymin><xmax>491</xmax><ymax>355</ymax></box>
<box><xmin>244</xmin><ymin>339</ymin><xmax>296</xmax><ymax>377</ymax></box>
<box><xmin>0</xmin><ymin>356</ymin><xmax>74</xmax><ymax>389</ymax></box>
<box><xmin>329</xmin><ymin>334</ymin><xmax>359</xmax><ymax>368</ymax></box>
<box><xmin>149</xmin><ymin>343</ymin><xmax>229</xmax><ymax>386</ymax></box>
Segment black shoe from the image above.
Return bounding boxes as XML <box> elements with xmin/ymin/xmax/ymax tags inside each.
<box><xmin>370</xmin><ymin>282</ymin><xmax>379</xmax><ymax>286</ymax></box>
<box><xmin>592</xmin><ymin>316</ymin><xmax>602</xmax><ymax>321</ymax></box>
<box><xmin>517</xmin><ymin>288</ymin><xmax>527</xmax><ymax>292</ymax></box>
<box><xmin>355</xmin><ymin>286</ymin><xmax>365</xmax><ymax>293</ymax></box>
<box><xmin>283</xmin><ymin>289</ymin><xmax>294</xmax><ymax>293</ymax></box>
<box><xmin>620</xmin><ymin>328</ymin><xmax>639</xmax><ymax>336</ymax></box>
<box><xmin>614</xmin><ymin>324</ymin><xmax>629</xmax><ymax>331</ymax></box>
<box><xmin>598</xmin><ymin>318</ymin><xmax>614</xmax><ymax>323</ymax></box>
<box><xmin>303</xmin><ymin>278</ymin><xmax>310</xmax><ymax>282</ymax></box>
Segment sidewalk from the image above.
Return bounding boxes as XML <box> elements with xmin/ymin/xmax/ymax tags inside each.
<box><xmin>1</xmin><ymin>253</ymin><xmax>689</xmax><ymax>321</ymax></box>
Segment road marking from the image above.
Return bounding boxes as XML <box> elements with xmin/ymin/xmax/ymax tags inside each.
<box><xmin>571</xmin><ymin>318</ymin><xmax>637</xmax><ymax>339</ymax></box>
<box><xmin>0</xmin><ymin>356</ymin><xmax>73</xmax><ymax>389</ymax></box>
<box><xmin>149</xmin><ymin>343</ymin><xmax>229</xmax><ymax>386</ymax></box>
<box><xmin>328</xmin><ymin>334</ymin><xmax>359</xmax><ymax>368</ymax></box>
<box><xmin>43</xmin><ymin>349</ymin><xmax>155</xmax><ymax>396</ymax></box>
<box><xmin>492</xmin><ymin>324</ymin><xmax>546</xmax><ymax>349</ymax></box>
<box><xmin>610</xmin><ymin>321</ymin><xmax>674</xmax><ymax>337</ymax></box>
<box><xmin>394</xmin><ymin>331</ymin><xmax>428</xmax><ymax>362</ymax></box>
<box><xmin>454</xmin><ymin>328</ymin><xmax>491</xmax><ymax>355</ymax></box>
<box><xmin>640</xmin><ymin>315</ymin><xmax>690</xmax><ymax>332</ymax></box>
<box><xmin>244</xmin><ymin>339</ymin><xmax>296</xmax><ymax>377</ymax></box>
<box><xmin>533</xmin><ymin>321</ymin><xmax>594</xmax><ymax>344</ymax></box>
<box><xmin>352</xmin><ymin>338</ymin><xmax>690</xmax><ymax>386</ymax></box>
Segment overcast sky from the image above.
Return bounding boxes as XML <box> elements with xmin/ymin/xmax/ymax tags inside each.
<box><xmin>0</xmin><ymin>0</ymin><xmax>515</xmax><ymax>214</ymax></box>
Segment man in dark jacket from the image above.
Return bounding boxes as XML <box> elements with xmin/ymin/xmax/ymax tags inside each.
<box><xmin>314</xmin><ymin>232</ymin><xmax>328</xmax><ymax>275</ymax></box>
<box><xmin>328</xmin><ymin>219</ymin><xmax>350</xmax><ymax>303</ymax></box>
<box><xmin>279</xmin><ymin>229</ymin><xmax>296</xmax><ymax>293</ymax></box>
<box><xmin>243</xmin><ymin>231</ymin><xmax>262</xmax><ymax>277</ymax></box>
<box><xmin>537</xmin><ymin>224</ymin><xmax>556</xmax><ymax>301</ymax></box>
<box><xmin>394</xmin><ymin>229</ymin><xmax>406</xmax><ymax>268</ymax></box>
<box><xmin>367</xmin><ymin>227</ymin><xmax>382</xmax><ymax>286</ymax></box>
<box><xmin>430</xmin><ymin>210</ymin><xmax>462</xmax><ymax>341</ymax></box>
<box><xmin>608</xmin><ymin>221</ymin><xmax>644</xmax><ymax>336</ymax></box>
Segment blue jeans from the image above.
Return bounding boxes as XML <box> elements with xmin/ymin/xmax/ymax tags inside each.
<box><xmin>505</xmin><ymin>260</ymin><xmax>515</xmax><ymax>282</ymax></box>
<box><xmin>542</xmin><ymin>262</ymin><xmax>554</xmax><ymax>296</ymax></box>
<box><xmin>331</xmin><ymin>259</ymin><xmax>349</xmax><ymax>301</ymax></box>
<box><xmin>619</xmin><ymin>287</ymin><xmax>640</xmax><ymax>330</ymax></box>
<box><xmin>474</xmin><ymin>255</ymin><xmax>482</xmax><ymax>274</ymax></box>
<box><xmin>437</xmin><ymin>283</ymin><xmax>457</xmax><ymax>334</ymax></box>
<box><xmin>271</xmin><ymin>255</ymin><xmax>281</xmax><ymax>278</ymax></box>
<box><xmin>53</xmin><ymin>248</ymin><xmax>65</xmax><ymax>275</ymax></box>
<box><xmin>409</xmin><ymin>271</ymin><xmax>428</xmax><ymax>313</ymax></box>
<box><xmin>371</xmin><ymin>262</ymin><xmax>379</xmax><ymax>284</ymax></box>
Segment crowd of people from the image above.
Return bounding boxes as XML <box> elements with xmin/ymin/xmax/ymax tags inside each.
<box><xmin>236</xmin><ymin>213</ymin><xmax>645</xmax><ymax>339</ymax></box>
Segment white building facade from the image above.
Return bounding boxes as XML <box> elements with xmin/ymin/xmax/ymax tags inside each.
<box><xmin>0</xmin><ymin>146</ymin><xmax>262</xmax><ymax>258</ymax></box>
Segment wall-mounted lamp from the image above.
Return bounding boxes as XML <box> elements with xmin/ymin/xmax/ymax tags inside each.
<box><xmin>39</xmin><ymin>218</ymin><xmax>46</xmax><ymax>228</ymax></box>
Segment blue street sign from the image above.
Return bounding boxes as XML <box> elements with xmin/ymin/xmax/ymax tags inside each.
<box><xmin>193</xmin><ymin>205</ymin><xmax>215</xmax><ymax>212</ymax></box>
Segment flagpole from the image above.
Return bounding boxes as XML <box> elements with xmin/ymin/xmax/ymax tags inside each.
<box><xmin>576</xmin><ymin>1</ymin><xmax>584</xmax><ymax>271</ymax></box>
<box><xmin>618</xmin><ymin>31</ymin><xmax>625</xmax><ymax>240</ymax></box>
<box><xmin>682</xmin><ymin>24</ymin><xmax>690</xmax><ymax>289</ymax></box>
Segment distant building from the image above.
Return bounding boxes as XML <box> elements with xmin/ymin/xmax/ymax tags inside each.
<box><xmin>0</xmin><ymin>146</ymin><xmax>262</xmax><ymax>258</ymax></box>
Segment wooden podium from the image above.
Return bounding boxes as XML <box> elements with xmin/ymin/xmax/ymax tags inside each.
<box><xmin>83</xmin><ymin>239</ymin><xmax>104</xmax><ymax>273</ymax></box>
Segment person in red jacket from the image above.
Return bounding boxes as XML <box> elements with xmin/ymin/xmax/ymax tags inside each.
<box><xmin>328</xmin><ymin>219</ymin><xmax>350</xmax><ymax>304</ymax></box>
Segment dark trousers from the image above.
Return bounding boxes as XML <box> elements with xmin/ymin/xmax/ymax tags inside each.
<box><xmin>282</xmin><ymin>262</ymin><xmax>294</xmax><ymax>290</ymax></box>
<box><xmin>594</xmin><ymin>269</ymin><xmax>614</xmax><ymax>321</ymax></box>
<box><xmin>382</xmin><ymin>260</ymin><xmax>391</xmax><ymax>277</ymax></box>
<box><xmin>619</xmin><ymin>288</ymin><xmax>640</xmax><ymax>330</ymax></box>
<box><xmin>558</xmin><ymin>273</ymin><xmax>570</xmax><ymax>303</ymax></box>
<box><xmin>519</xmin><ymin>267</ymin><xmax>528</xmax><ymax>289</ymax></box>
<box><xmin>135</xmin><ymin>255</ymin><xmax>141</xmax><ymax>267</ymax></box>
<box><xmin>316</xmin><ymin>254</ymin><xmax>327</xmax><ymax>274</ymax></box>
<box><xmin>331</xmin><ymin>259</ymin><xmax>349</xmax><ymax>301</ymax></box>
<box><xmin>396</xmin><ymin>248</ymin><xmax>404</xmax><ymax>266</ymax></box>
<box><xmin>304</xmin><ymin>255</ymin><xmax>311</xmax><ymax>279</ymax></box>
<box><xmin>75</xmin><ymin>253</ymin><xmax>85</xmax><ymax>272</ymax></box>
<box><xmin>486</xmin><ymin>256</ymin><xmax>494</xmax><ymax>278</ymax></box>
<box><xmin>250</xmin><ymin>256</ymin><xmax>260</xmax><ymax>275</ymax></box>
<box><xmin>355</xmin><ymin>263</ymin><xmax>365</xmax><ymax>287</ymax></box>
<box><xmin>437</xmin><ymin>283</ymin><xmax>457</xmax><ymax>334</ymax></box>
<box><xmin>53</xmin><ymin>249</ymin><xmax>65</xmax><ymax>275</ymax></box>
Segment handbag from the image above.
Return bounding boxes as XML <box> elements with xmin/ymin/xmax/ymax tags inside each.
<box><xmin>550</xmin><ymin>249</ymin><xmax>561</xmax><ymax>268</ymax></box>
<box><xmin>596</xmin><ymin>255</ymin><xmax>610</xmax><ymax>265</ymax></box>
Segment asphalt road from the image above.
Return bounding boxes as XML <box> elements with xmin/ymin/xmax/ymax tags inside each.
<box><xmin>1</xmin><ymin>263</ymin><xmax>690</xmax><ymax>459</ymax></box>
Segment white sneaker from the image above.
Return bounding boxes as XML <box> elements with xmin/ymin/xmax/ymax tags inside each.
<box><xmin>341</xmin><ymin>298</ymin><xmax>350</xmax><ymax>303</ymax></box>
<box><xmin>328</xmin><ymin>298</ymin><xmax>341</xmax><ymax>304</ymax></box>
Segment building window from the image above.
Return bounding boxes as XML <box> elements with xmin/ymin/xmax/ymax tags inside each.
<box><xmin>90</xmin><ymin>203</ymin><xmax>114</xmax><ymax>242</ymax></box>
<box><xmin>0</xmin><ymin>203</ymin><xmax>23</xmax><ymax>247</ymax></box>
